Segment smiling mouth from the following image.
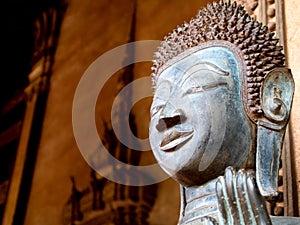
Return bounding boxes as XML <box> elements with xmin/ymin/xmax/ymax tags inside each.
<box><xmin>160</xmin><ymin>128</ymin><xmax>194</xmax><ymax>151</ymax></box>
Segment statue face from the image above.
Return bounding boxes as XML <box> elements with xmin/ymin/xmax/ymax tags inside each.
<box><xmin>149</xmin><ymin>46</ymin><xmax>254</xmax><ymax>186</ymax></box>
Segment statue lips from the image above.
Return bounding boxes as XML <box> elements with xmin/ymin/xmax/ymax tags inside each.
<box><xmin>160</xmin><ymin>128</ymin><xmax>194</xmax><ymax>151</ymax></box>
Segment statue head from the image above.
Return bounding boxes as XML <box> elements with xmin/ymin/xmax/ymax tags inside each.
<box><xmin>149</xmin><ymin>1</ymin><xmax>294</xmax><ymax>197</ymax></box>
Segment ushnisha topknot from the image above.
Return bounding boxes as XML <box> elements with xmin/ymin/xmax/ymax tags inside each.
<box><xmin>151</xmin><ymin>0</ymin><xmax>285</xmax><ymax>122</ymax></box>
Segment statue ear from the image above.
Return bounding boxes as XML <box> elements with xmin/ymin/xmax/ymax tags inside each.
<box><xmin>259</xmin><ymin>67</ymin><xmax>294</xmax><ymax>130</ymax></box>
<box><xmin>256</xmin><ymin>67</ymin><xmax>294</xmax><ymax>198</ymax></box>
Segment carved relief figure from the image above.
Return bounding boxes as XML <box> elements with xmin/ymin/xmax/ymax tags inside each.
<box><xmin>149</xmin><ymin>1</ymin><xmax>296</xmax><ymax>224</ymax></box>
<box><xmin>70</xmin><ymin>176</ymin><xmax>83</xmax><ymax>224</ymax></box>
<box><xmin>90</xmin><ymin>170</ymin><xmax>106</xmax><ymax>210</ymax></box>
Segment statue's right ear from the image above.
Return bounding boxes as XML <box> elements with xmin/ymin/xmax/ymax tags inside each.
<box><xmin>256</xmin><ymin>67</ymin><xmax>294</xmax><ymax>198</ymax></box>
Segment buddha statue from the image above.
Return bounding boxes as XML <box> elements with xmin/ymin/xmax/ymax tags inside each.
<box><xmin>149</xmin><ymin>1</ymin><xmax>298</xmax><ymax>224</ymax></box>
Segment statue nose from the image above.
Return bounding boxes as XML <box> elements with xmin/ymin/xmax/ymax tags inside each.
<box><xmin>156</xmin><ymin>102</ymin><xmax>186</xmax><ymax>132</ymax></box>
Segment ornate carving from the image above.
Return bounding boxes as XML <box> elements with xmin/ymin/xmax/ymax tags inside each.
<box><xmin>70</xmin><ymin>177</ymin><xmax>84</xmax><ymax>224</ymax></box>
<box><xmin>267</xmin><ymin>1</ymin><xmax>276</xmax><ymax>32</ymax></box>
<box><xmin>149</xmin><ymin>1</ymin><xmax>297</xmax><ymax>224</ymax></box>
<box><xmin>90</xmin><ymin>170</ymin><xmax>106</xmax><ymax>210</ymax></box>
<box><xmin>31</xmin><ymin>1</ymin><xmax>68</xmax><ymax>69</ymax></box>
<box><xmin>236</xmin><ymin>0</ymin><xmax>259</xmax><ymax>16</ymax></box>
<box><xmin>236</xmin><ymin>0</ymin><xmax>276</xmax><ymax>32</ymax></box>
<box><xmin>151</xmin><ymin>1</ymin><xmax>285</xmax><ymax>124</ymax></box>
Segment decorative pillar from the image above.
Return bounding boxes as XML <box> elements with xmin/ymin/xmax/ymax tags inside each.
<box><xmin>1</xmin><ymin>2</ymin><xmax>67</xmax><ymax>224</ymax></box>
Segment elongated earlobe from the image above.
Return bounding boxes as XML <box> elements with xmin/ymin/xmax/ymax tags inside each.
<box><xmin>256</xmin><ymin>67</ymin><xmax>294</xmax><ymax>198</ymax></box>
<box><xmin>256</xmin><ymin>125</ymin><xmax>284</xmax><ymax>198</ymax></box>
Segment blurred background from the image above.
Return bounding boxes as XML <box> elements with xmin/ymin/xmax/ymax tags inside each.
<box><xmin>0</xmin><ymin>0</ymin><xmax>300</xmax><ymax>225</ymax></box>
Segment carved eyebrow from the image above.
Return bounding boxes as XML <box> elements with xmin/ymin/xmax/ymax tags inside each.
<box><xmin>179</xmin><ymin>61</ymin><xmax>229</xmax><ymax>86</ymax></box>
<box><xmin>188</xmin><ymin>62</ymin><xmax>229</xmax><ymax>76</ymax></box>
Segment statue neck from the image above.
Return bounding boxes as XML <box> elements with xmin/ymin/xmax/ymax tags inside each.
<box><xmin>179</xmin><ymin>179</ymin><xmax>219</xmax><ymax>224</ymax></box>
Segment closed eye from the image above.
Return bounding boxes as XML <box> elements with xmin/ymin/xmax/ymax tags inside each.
<box><xmin>185</xmin><ymin>81</ymin><xmax>228</xmax><ymax>95</ymax></box>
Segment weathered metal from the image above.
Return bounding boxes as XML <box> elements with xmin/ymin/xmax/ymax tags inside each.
<box><xmin>149</xmin><ymin>1</ymin><xmax>298</xmax><ymax>224</ymax></box>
